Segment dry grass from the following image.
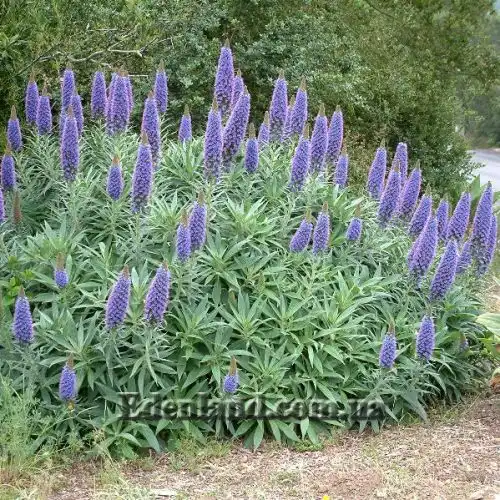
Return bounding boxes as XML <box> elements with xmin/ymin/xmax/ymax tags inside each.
<box><xmin>8</xmin><ymin>394</ymin><xmax>497</xmax><ymax>500</ymax></box>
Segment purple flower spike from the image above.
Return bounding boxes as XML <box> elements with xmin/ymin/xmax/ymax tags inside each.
<box><xmin>223</xmin><ymin>357</ymin><xmax>239</xmax><ymax>394</ymax></box>
<box><xmin>416</xmin><ymin>315</ymin><xmax>435</xmax><ymax>361</ymax></box>
<box><xmin>107</xmin><ymin>72</ymin><xmax>129</xmax><ymax>135</ymax></box>
<box><xmin>214</xmin><ymin>40</ymin><xmax>234</xmax><ymax>118</ymax></box>
<box><xmin>456</xmin><ymin>239</ymin><xmax>472</xmax><ymax>274</ymax></box>
<box><xmin>36</xmin><ymin>84</ymin><xmax>52</xmax><ymax>135</ymax></box>
<box><xmin>446</xmin><ymin>192</ymin><xmax>470</xmax><ymax>241</ymax></box>
<box><xmin>204</xmin><ymin>98</ymin><xmax>223</xmax><ymax>181</ymax></box>
<box><xmin>397</xmin><ymin>167</ymin><xmax>422</xmax><ymax>220</ymax></box>
<box><xmin>326</xmin><ymin>106</ymin><xmax>343</xmax><ymax>166</ymax></box>
<box><xmin>60</xmin><ymin>106</ymin><xmax>79</xmax><ymax>182</ymax></box>
<box><xmin>378</xmin><ymin>165</ymin><xmax>401</xmax><ymax>226</ymax></box>
<box><xmin>334</xmin><ymin>150</ymin><xmax>349</xmax><ymax>188</ymax></box>
<box><xmin>408</xmin><ymin>216</ymin><xmax>438</xmax><ymax>284</ymax></box>
<box><xmin>189</xmin><ymin>191</ymin><xmax>208</xmax><ymax>251</ymax></box>
<box><xmin>459</xmin><ymin>334</ymin><xmax>469</xmax><ymax>352</ymax></box>
<box><xmin>258</xmin><ymin>111</ymin><xmax>270</xmax><ymax>147</ymax></box>
<box><xmin>346</xmin><ymin>215</ymin><xmax>363</xmax><ymax>241</ymax></box>
<box><xmin>222</xmin><ymin>87</ymin><xmax>250</xmax><ymax>167</ymax></box>
<box><xmin>312</xmin><ymin>202</ymin><xmax>330</xmax><ymax>254</ymax></box>
<box><xmin>429</xmin><ymin>239</ymin><xmax>458</xmax><ymax>302</ymax></box>
<box><xmin>70</xmin><ymin>93</ymin><xmax>83</xmax><ymax>136</ymax></box>
<box><xmin>144</xmin><ymin>263</ymin><xmax>171</xmax><ymax>323</ymax></box>
<box><xmin>59</xmin><ymin>108</ymin><xmax>67</xmax><ymax>138</ymax></box>
<box><xmin>288</xmin><ymin>77</ymin><xmax>308</xmax><ymax>137</ymax></box>
<box><xmin>0</xmin><ymin>188</ymin><xmax>5</xmax><ymax>223</ymax></box>
<box><xmin>309</xmin><ymin>103</ymin><xmax>328</xmax><ymax>175</ymax></box>
<box><xmin>178</xmin><ymin>104</ymin><xmax>192</xmax><ymax>143</ymax></box>
<box><xmin>435</xmin><ymin>198</ymin><xmax>450</xmax><ymax>241</ymax></box>
<box><xmin>471</xmin><ymin>182</ymin><xmax>493</xmax><ymax>262</ymax></box>
<box><xmin>288</xmin><ymin>124</ymin><xmax>310</xmax><ymax>191</ymax></box>
<box><xmin>25</xmin><ymin>72</ymin><xmax>39</xmax><ymax>125</ymax></box>
<box><xmin>91</xmin><ymin>71</ymin><xmax>107</xmax><ymax>119</ymax></box>
<box><xmin>141</xmin><ymin>91</ymin><xmax>161</xmax><ymax>166</ymax></box>
<box><xmin>105</xmin><ymin>266</ymin><xmax>131</xmax><ymax>330</ymax></box>
<box><xmin>244</xmin><ymin>123</ymin><xmax>259</xmax><ymax>174</ymax></box>
<box><xmin>154</xmin><ymin>60</ymin><xmax>168</xmax><ymax>114</ymax></box>
<box><xmin>367</xmin><ymin>141</ymin><xmax>387</xmax><ymax>199</ymax></box>
<box><xmin>408</xmin><ymin>194</ymin><xmax>432</xmax><ymax>238</ymax></box>
<box><xmin>131</xmin><ymin>133</ymin><xmax>154</xmax><ymax>213</ymax></box>
<box><xmin>282</xmin><ymin>95</ymin><xmax>295</xmax><ymax>142</ymax></box>
<box><xmin>379</xmin><ymin>328</ymin><xmax>397</xmax><ymax>369</ymax></box>
<box><xmin>106</xmin><ymin>72</ymin><xmax>117</xmax><ymax>121</ymax></box>
<box><xmin>176</xmin><ymin>210</ymin><xmax>191</xmax><ymax>263</ymax></box>
<box><xmin>269</xmin><ymin>70</ymin><xmax>288</xmax><ymax>142</ymax></box>
<box><xmin>477</xmin><ymin>215</ymin><xmax>497</xmax><ymax>276</ymax></box>
<box><xmin>107</xmin><ymin>155</ymin><xmax>124</xmax><ymax>201</ymax></box>
<box><xmin>289</xmin><ymin>212</ymin><xmax>313</xmax><ymax>252</ymax></box>
<box><xmin>1</xmin><ymin>145</ymin><xmax>16</xmax><ymax>190</ymax></box>
<box><xmin>232</xmin><ymin>68</ymin><xmax>244</xmax><ymax>108</ymax></box>
<box><xmin>54</xmin><ymin>253</ymin><xmax>69</xmax><ymax>289</ymax></box>
<box><xmin>61</xmin><ymin>68</ymin><xmax>75</xmax><ymax>109</ymax></box>
<box><xmin>59</xmin><ymin>358</ymin><xmax>77</xmax><ymax>402</ymax></box>
<box><xmin>7</xmin><ymin>106</ymin><xmax>22</xmax><ymax>152</ymax></box>
<box><xmin>124</xmin><ymin>71</ymin><xmax>133</xmax><ymax>114</ymax></box>
<box><xmin>392</xmin><ymin>142</ymin><xmax>408</xmax><ymax>185</ymax></box>
<box><xmin>12</xmin><ymin>287</ymin><xmax>34</xmax><ymax>344</ymax></box>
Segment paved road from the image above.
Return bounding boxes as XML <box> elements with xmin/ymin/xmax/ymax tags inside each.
<box><xmin>471</xmin><ymin>149</ymin><xmax>500</xmax><ymax>192</ymax></box>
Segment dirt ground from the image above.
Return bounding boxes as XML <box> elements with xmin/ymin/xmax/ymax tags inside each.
<box><xmin>20</xmin><ymin>394</ymin><xmax>496</xmax><ymax>500</ymax></box>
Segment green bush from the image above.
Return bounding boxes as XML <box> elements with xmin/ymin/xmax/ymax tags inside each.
<box><xmin>0</xmin><ymin>118</ymin><xmax>495</xmax><ymax>456</ymax></box>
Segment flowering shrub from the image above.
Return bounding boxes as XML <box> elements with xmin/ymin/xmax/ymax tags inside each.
<box><xmin>0</xmin><ymin>48</ymin><xmax>497</xmax><ymax>455</ymax></box>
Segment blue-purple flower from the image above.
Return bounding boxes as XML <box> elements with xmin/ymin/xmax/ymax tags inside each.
<box><xmin>408</xmin><ymin>216</ymin><xmax>438</xmax><ymax>284</ymax></box>
<box><xmin>232</xmin><ymin>68</ymin><xmax>244</xmax><ymax>108</ymax></box>
<box><xmin>258</xmin><ymin>111</ymin><xmax>270</xmax><ymax>147</ymax></box>
<box><xmin>107</xmin><ymin>73</ymin><xmax>129</xmax><ymax>135</ymax></box>
<box><xmin>392</xmin><ymin>142</ymin><xmax>408</xmax><ymax>186</ymax></box>
<box><xmin>288</xmin><ymin>125</ymin><xmax>310</xmax><ymax>191</ymax></box>
<box><xmin>379</xmin><ymin>329</ymin><xmax>397</xmax><ymax>369</ymax></box>
<box><xmin>154</xmin><ymin>60</ymin><xmax>168</xmax><ymax>114</ymax></box>
<box><xmin>289</xmin><ymin>212</ymin><xmax>313</xmax><ymax>252</ymax></box>
<box><xmin>12</xmin><ymin>287</ymin><xmax>34</xmax><ymax>344</ymax></box>
<box><xmin>223</xmin><ymin>357</ymin><xmax>239</xmax><ymax>394</ymax></box>
<box><xmin>189</xmin><ymin>192</ymin><xmax>207</xmax><ymax>251</ymax></box>
<box><xmin>36</xmin><ymin>84</ymin><xmax>52</xmax><ymax>135</ymax></box>
<box><xmin>105</xmin><ymin>266</ymin><xmax>131</xmax><ymax>329</ymax></box>
<box><xmin>435</xmin><ymin>198</ymin><xmax>449</xmax><ymax>241</ymax></box>
<box><xmin>141</xmin><ymin>91</ymin><xmax>161</xmax><ymax>166</ymax></box>
<box><xmin>204</xmin><ymin>98</ymin><xmax>223</xmax><ymax>181</ymax></box>
<box><xmin>346</xmin><ymin>217</ymin><xmax>363</xmax><ymax>241</ymax></box>
<box><xmin>54</xmin><ymin>253</ymin><xmax>69</xmax><ymax>289</ymax></box>
<box><xmin>378</xmin><ymin>166</ymin><xmax>401</xmax><ymax>226</ymax></box>
<box><xmin>70</xmin><ymin>93</ymin><xmax>83</xmax><ymax>136</ymax></box>
<box><xmin>25</xmin><ymin>72</ymin><xmax>39</xmax><ymax>125</ymax></box>
<box><xmin>214</xmin><ymin>40</ymin><xmax>234</xmax><ymax>118</ymax></box>
<box><xmin>107</xmin><ymin>155</ymin><xmax>124</xmax><ymax>201</ymax></box>
<box><xmin>282</xmin><ymin>96</ymin><xmax>295</xmax><ymax>142</ymax></box>
<box><xmin>456</xmin><ymin>239</ymin><xmax>472</xmax><ymax>274</ymax></box>
<box><xmin>269</xmin><ymin>70</ymin><xmax>288</xmax><ymax>142</ymax></box>
<box><xmin>288</xmin><ymin>77</ymin><xmax>308</xmax><ymax>137</ymax></box>
<box><xmin>176</xmin><ymin>210</ymin><xmax>191</xmax><ymax>263</ymax></box>
<box><xmin>326</xmin><ymin>107</ymin><xmax>343</xmax><ymax>166</ymax></box>
<box><xmin>7</xmin><ymin>106</ymin><xmax>22</xmax><ymax>152</ymax></box>
<box><xmin>367</xmin><ymin>142</ymin><xmax>387</xmax><ymax>199</ymax></box>
<box><xmin>408</xmin><ymin>194</ymin><xmax>432</xmax><ymax>238</ymax></box>
<box><xmin>178</xmin><ymin>105</ymin><xmax>192</xmax><ymax>143</ymax></box>
<box><xmin>416</xmin><ymin>315</ymin><xmax>435</xmax><ymax>361</ymax></box>
<box><xmin>59</xmin><ymin>358</ymin><xmax>77</xmax><ymax>402</ymax></box>
<box><xmin>131</xmin><ymin>133</ymin><xmax>154</xmax><ymax>213</ymax></box>
<box><xmin>471</xmin><ymin>182</ymin><xmax>493</xmax><ymax>262</ymax></box>
<box><xmin>61</xmin><ymin>68</ymin><xmax>75</xmax><ymax>109</ymax></box>
<box><xmin>244</xmin><ymin>123</ymin><xmax>259</xmax><ymax>173</ymax></box>
<box><xmin>144</xmin><ymin>263</ymin><xmax>171</xmax><ymax>323</ymax></box>
<box><xmin>446</xmin><ymin>192</ymin><xmax>470</xmax><ymax>241</ymax></box>
<box><xmin>477</xmin><ymin>215</ymin><xmax>497</xmax><ymax>276</ymax></box>
<box><xmin>309</xmin><ymin>103</ymin><xmax>328</xmax><ymax>175</ymax></box>
<box><xmin>1</xmin><ymin>146</ymin><xmax>16</xmax><ymax>190</ymax></box>
<box><xmin>0</xmin><ymin>188</ymin><xmax>4</xmax><ymax>223</ymax></box>
<box><xmin>397</xmin><ymin>167</ymin><xmax>421</xmax><ymax>220</ymax></box>
<box><xmin>429</xmin><ymin>239</ymin><xmax>458</xmax><ymax>302</ymax></box>
<box><xmin>222</xmin><ymin>88</ymin><xmax>250</xmax><ymax>167</ymax></box>
<box><xmin>312</xmin><ymin>202</ymin><xmax>330</xmax><ymax>254</ymax></box>
<box><xmin>334</xmin><ymin>151</ymin><xmax>349</xmax><ymax>188</ymax></box>
<box><xmin>91</xmin><ymin>71</ymin><xmax>107</xmax><ymax>119</ymax></box>
<box><xmin>60</xmin><ymin>106</ymin><xmax>79</xmax><ymax>182</ymax></box>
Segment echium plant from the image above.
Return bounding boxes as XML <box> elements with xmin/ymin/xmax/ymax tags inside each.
<box><xmin>59</xmin><ymin>357</ymin><xmax>77</xmax><ymax>403</ymax></box>
<box><xmin>105</xmin><ymin>266</ymin><xmax>131</xmax><ymax>330</ymax></box>
<box><xmin>141</xmin><ymin>91</ymin><xmax>161</xmax><ymax>166</ymax></box>
<box><xmin>60</xmin><ymin>106</ymin><xmax>79</xmax><ymax>182</ymax></box>
<box><xmin>91</xmin><ymin>71</ymin><xmax>107</xmax><ymax>119</ymax></box>
<box><xmin>107</xmin><ymin>72</ymin><xmax>129</xmax><ymax>135</ymax></box>
<box><xmin>416</xmin><ymin>315</ymin><xmax>435</xmax><ymax>361</ymax></box>
<box><xmin>429</xmin><ymin>239</ymin><xmax>458</xmax><ymax>302</ymax></box>
<box><xmin>366</xmin><ymin>140</ymin><xmax>386</xmax><ymax>199</ymax></box>
<box><xmin>392</xmin><ymin>142</ymin><xmax>408</xmax><ymax>186</ymax></box>
<box><xmin>289</xmin><ymin>210</ymin><xmax>313</xmax><ymax>252</ymax></box>
<box><xmin>232</xmin><ymin>68</ymin><xmax>244</xmax><ymax>108</ymax></box>
<box><xmin>312</xmin><ymin>201</ymin><xmax>330</xmax><ymax>254</ymax></box>
<box><xmin>204</xmin><ymin>98</ymin><xmax>223</xmax><ymax>181</ymax></box>
<box><xmin>131</xmin><ymin>133</ymin><xmax>154</xmax><ymax>213</ymax></box>
<box><xmin>408</xmin><ymin>216</ymin><xmax>438</xmax><ymax>285</ymax></box>
<box><xmin>223</xmin><ymin>357</ymin><xmax>239</xmax><ymax>394</ymax></box>
<box><xmin>435</xmin><ymin>198</ymin><xmax>449</xmax><ymax>242</ymax></box>
<box><xmin>7</xmin><ymin>106</ymin><xmax>22</xmax><ymax>151</ymax></box>
<box><xmin>309</xmin><ymin>103</ymin><xmax>328</xmax><ymax>175</ymax></box>
<box><xmin>334</xmin><ymin>147</ymin><xmax>349</xmax><ymax>188</ymax></box>
<box><xmin>446</xmin><ymin>192</ymin><xmax>470</xmax><ymax>241</ymax></box>
<box><xmin>471</xmin><ymin>182</ymin><xmax>493</xmax><ymax>263</ymax></box>
<box><xmin>36</xmin><ymin>84</ymin><xmax>52</xmax><ymax>135</ymax></box>
<box><xmin>12</xmin><ymin>287</ymin><xmax>34</xmax><ymax>344</ymax></box>
<box><xmin>244</xmin><ymin>123</ymin><xmax>259</xmax><ymax>174</ymax></box>
<box><xmin>144</xmin><ymin>263</ymin><xmax>171</xmax><ymax>323</ymax></box>
<box><xmin>222</xmin><ymin>87</ymin><xmax>250</xmax><ymax>168</ymax></box>
<box><xmin>282</xmin><ymin>95</ymin><xmax>295</xmax><ymax>142</ymax></box>
<box><xmin>379</xmin><ymin>324</ymin><xmax>397</xmax><ymax>369</ymax></box>
<box><xmin>326</xmin><ymin>106</ymin><xmax>343</xmax><ymax>166</ymax></box>
<box><xmin>214</xmin><ymin>40</ymin><xmax>234</xmax><ymax>119</ymax></box>
<box><xmin>54</xmin><ymin>253</ymin><xmax>69</xmax><ymax>289</ymax></box>
<box><xmin>154</xmin><ymin>61</ymin><xmax>168</xmax><ymax>113</ymax></box>
<box><xmin>346</xmin><ymin>206</ymin><xmax>363</xmax><ymax>242</ymax></box>
<box><xmin>107</xmin><ymin>155</ymin><xmax>124</xmax><ymax>201</ymax></box>
<box><xmin>176</xmin><ymin>209</ymin><xmax>191</xmax><ymax>263</ymax></box>
<box><xmin>476</xmin><ymin>215</ymin><xmax>497</xmax><ymax>276</ymax></box>
<box><xmin>188</xmin><ymin>191</ymin><xmax>207</xmax><ymax>251</ymax></box>
<box><xmin>456</xmin><ymin>239</ymin><xmax>472</xmax><ymax>274</ymax></box>
<box><xmin>408</xmin><ymin>193</ymin><xmax>432</xmax><ymax>238</ymax></box>
<box><xmin>25</xmin><ymin>71</ymin><xmax>39</xmax><ymax>125</ymax></box>
<box><xmin>288</xmin><ymin>77</ymin><xmax>308</xmax><ymax>137</ymax></box>
<box><xmin>257</xmin><ymin>110</ymin><xmax>270</xmax><ymax>147</ymax></box>
<box><xmin>397</xmin><ymin>166</ymin><xmax>421</xmax><ymax>220</ymax></box>
<box><xmin>288</xmin><ymin>124</ymin><xmax>310</xmax><ymax>191</ymax></box>
<box><xmin>269</xmin><ymin>70</ymin><xmax>288</xmax><ymax>142</ymax></box>
<box><xmin>61</xmin><ymin>67</ymin><xmax>75</xmax><ymax>109</ymax></box>
<box><xmin>178</xmin><ymin>105</ymin><xmax>192</xmax><ymax>143</ymax></box>
<box><xmin>1</xmin><ymin>145</ymin><xmax>16</xmax><ymax>191</ymax></box>
<box><xmin>378</xmin><ymin>164</ymin><xmax>401</xmax><ymax>226</ymax></box>
<box><xmin>70</xmin><ymin>92</ymin><xmax>84</xmax><ymax>136</ymax></box>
